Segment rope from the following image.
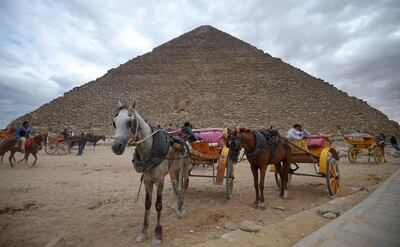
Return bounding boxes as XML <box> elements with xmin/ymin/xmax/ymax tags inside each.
<box><xmin>134</xmin><ymin>174</ymin><xmax>144</xmax><ymax>203</ymax></box>
<box><xmin>128</xmin><ymin>129</ymin><xmax>161</xmax><ymax>146</ymax></box>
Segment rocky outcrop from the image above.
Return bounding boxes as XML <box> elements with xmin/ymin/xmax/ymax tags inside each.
<box><xmin>10</xmin><ymin>25</ymin><xmax>400</xmax><ymax>137</ymax></box>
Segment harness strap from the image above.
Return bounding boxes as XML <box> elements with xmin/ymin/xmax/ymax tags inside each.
<box><xmin>128</xmin><ymin>129</ymin><xmax>161</xmax><ymax>146</ymax></box>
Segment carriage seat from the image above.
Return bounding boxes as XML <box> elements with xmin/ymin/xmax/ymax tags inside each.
<box><xmin>344</xmin><ymin>133</ymin><xmax>373</xmax><ymax>141</ymax></box>
<box><xmin>306</xmin><ymin>135</ymin><xmax>330</xmax><ymax>149</ymax></box>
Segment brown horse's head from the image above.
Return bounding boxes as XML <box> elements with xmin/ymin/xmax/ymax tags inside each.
<box><xmin>226</xmin><ymin>127</ymin><xmax>258</xmax><ymax>153</ymax></box>
<box><xmin>29</xmin><ymin>133</ymin><xmax>46</xmax><ymax>152</ymax></box>
<box><xmin>224</xmin><ymin>128</ymin><xmax>243</xmax><ymax>160</ymax></box>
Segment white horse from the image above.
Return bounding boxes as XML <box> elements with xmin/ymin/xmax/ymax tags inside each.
<box><xmin>111</xmin><ymin>99</ymin><xmax>191</xmax><ymax>245</ymax></box>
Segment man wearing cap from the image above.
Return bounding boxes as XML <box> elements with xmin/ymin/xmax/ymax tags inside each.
<box><xmin>287</xmin><ymin>124</ymin><xmax>310</xmax><ymax>141</ymax></box>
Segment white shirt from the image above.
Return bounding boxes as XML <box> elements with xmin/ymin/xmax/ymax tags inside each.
<box><xmin>287</xmin><ymin>128</ymin><xmax>310</xmax><ymax>141</ymax></box>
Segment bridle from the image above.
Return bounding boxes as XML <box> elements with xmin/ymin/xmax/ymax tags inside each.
<box><xmin>226</xmin><ymin>130</ymin><xmax>243</xmax><ymax>162</ymax></box>
<box><xmin>113</xmin><ymin>106</ymin><xmax>161</xmax><ymax>146</ymax></box>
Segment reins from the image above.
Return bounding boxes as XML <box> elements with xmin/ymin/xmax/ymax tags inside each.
<box><xmin>128</xmin><ymin>129</ymin><xmax>162</xmax><ymax>146</ymax></box>
<box><xmin>125</xmin><ymin>109</ymin><xmax>162</xmax><ymax>146</ymax></box>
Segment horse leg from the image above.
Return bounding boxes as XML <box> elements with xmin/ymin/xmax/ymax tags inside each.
<box><xmin>152</xmin><ymin>181</ymin><xmax>164</xmax><ymax>245</ymax></box>
<box><xmin>250</xmin><ymin>164</ymin><xmax>260</xmax><ymax>209</ymax></box>
<box><xmin>282</xmin><ymin>160</ymin><xmax>290</xmax><ymax>199</ymax></box>
<box><xmin>176</xmin><ymin>156</ymin><xmax>186</xmax><ymax>218</ymax></box>
<box><xmin>169</xmin><ymin>170</ymin><xmax>178</xmax><ymax>195</ymax></box>
<box><xmin>24</xmin><ymin>152</ymin><xmax>29</xmax><ymax>169</ymax></box>
<box><xmin>8</xmin><ymin>151</ymin><xmax>15</xmax><ymax>167</ymax></box>
<box><xmin>136</xmin><ymin>179</ymin><xmax>153</xmax><ymax>243</ymax></box>
<box><xmin>31</xmin><ymin>153</ymin><xmax>38</xmax><ymax>168</ymax></box>
<box><xmin>275</xmin><ymin>162</ymin><xmax>284</xmax><ymax>196</ymax></box>
<box><xmin>258</xmin><ymin>165</ymin><xmax>267</xmax><ymax>210</ymax></box>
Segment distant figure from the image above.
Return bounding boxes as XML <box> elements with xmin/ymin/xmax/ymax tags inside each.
<box><xmin>61</xmin><ymin>128</ymin><xmax>69</xmax><ymax>140</ymax></box>
<box><xmin>77</xmin><ymin>132</ymin><xmax>86</xmax><ymax>156</ymax></box>
<box><xmin>390</xmin><ymin>136</ymin><xmax>400</xmax><ymax>151</ymax></box>
<box><xmin>15</xmin><ymin>121</ymin><xmax>32</xmax><ymax>152</ymax></box>
<box><xmin>181</xmin><ymin>122</ymin><xmax>197</xmax><ymax>142</ymax></box>
<box><xmin>287</xmin><ymin>124</ymin><xmax>310</xmax><ymax>141</ymax></box>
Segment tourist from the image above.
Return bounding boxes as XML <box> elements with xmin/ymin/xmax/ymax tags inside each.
<box><xmin>15</xmin><ymin>121</ymin><xmax>33</xmax><ymax>152</ymax></box>
<box><xmin>61</xmin><ymin>128</ymin><xmax>69</xmax><ymax>140</ymax></box>
<box><xmin>390</xmin><ymin>136</ymin><xmax>400</xmax><ymax>151</ymax></box>
<box><xmin>287</xmin><ymin>124</ymin><xmax>310</xmax><ymax>141</ymax></box>
<box><xmin>181</xmin><ymin>122</ymin><xmax>197</xmax><ymax>142</ymax></box>
<box><xmin>77</xmin><ymin>132</ymin><xmax>86</xmax><ymax>156</ymax></box>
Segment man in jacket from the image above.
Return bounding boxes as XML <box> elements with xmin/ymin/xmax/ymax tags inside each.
<box><xmin>15</xmin><ymin>121</ymin><xmax>32</xmax><ymax>152</ymax></box>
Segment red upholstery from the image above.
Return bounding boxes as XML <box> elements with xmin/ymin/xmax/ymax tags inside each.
<box><xmin>307</xmin><ymin>135</ymin><xmax>329</xmax><ymax>149</ymax></box>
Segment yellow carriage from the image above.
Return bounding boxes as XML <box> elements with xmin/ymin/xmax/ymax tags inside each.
<box><xmin>270</xmin><ymin>135</ymin><xmax>340</xmax><ymax>197</ymax></box>
<box><xmin>344</xmin><ymin>134</ymin><xmax>386</xmax><ymax>164</ymax></box>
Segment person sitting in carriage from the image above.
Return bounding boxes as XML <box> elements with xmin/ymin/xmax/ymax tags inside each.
<box><xmin>287</xmin><ymin>123</ymin><xmax>310</xmax><ymax>141</ymax></box>
<box><xmin>181</xmin><ymin>121</ymin><xmax>197</xmax><ymax>142</ymax></box>
<box><xmin>61</xmin><ymin>128</ymin><xmax>70</xmax><ymax>140</ymax></box>
<box><xmin>15</xmin><ymin>121</ymin><xmax>33</xmax><ymax>152</ymax></box>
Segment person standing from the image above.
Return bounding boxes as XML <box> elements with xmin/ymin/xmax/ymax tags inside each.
<box><xmin>77</xmin><ymin>132</ymin><xmax>86</xmax><ymax>156</ymax></box>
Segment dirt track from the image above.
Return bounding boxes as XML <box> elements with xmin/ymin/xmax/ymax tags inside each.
<box><xmin>0</xmin><ymin>146</ymin><xmax>399</xmax><ymax>247</ymax></box>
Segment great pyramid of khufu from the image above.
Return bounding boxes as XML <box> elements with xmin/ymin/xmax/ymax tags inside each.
<box><xmin>10</xmin><ymin>25</ymin><xmax>400</xmax><ymax>137</ymax></box>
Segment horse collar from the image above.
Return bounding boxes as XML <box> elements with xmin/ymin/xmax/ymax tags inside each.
<box><xmin>244</xmin><ymin>131</ymin><xmax>266</xmax><ymax>160</ymax></box>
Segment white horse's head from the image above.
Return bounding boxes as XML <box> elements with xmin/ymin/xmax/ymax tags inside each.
<box><xmin>111</xmin><ymin>99</ymin><xmax>137</xmax><ymax>155</ymax></box>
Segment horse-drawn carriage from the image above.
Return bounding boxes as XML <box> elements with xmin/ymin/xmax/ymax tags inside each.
<box><xmin>44</xmin><ymin>134</ymin><xmax>73</xmax><ymax>155</ymax></box>
<box><xmin>44</xmin><ymin>133</ymin><xmax>105</xmax><ymax>155</ymax></box>
<box><xmin>270</xmin><ymin>135</ymin><xmax>340</xmax><ymax>197</ymax></box>
<box><xmin>170</xmin><ymin>128</ymin><xmax>237</xmax><ymax>199</ymax></box>
<box><xmin>344</xmin><ymin>133</ymin><xmax>386</xmax><ymax>164</ymax></box>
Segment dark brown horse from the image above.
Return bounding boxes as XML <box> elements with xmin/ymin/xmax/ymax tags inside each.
<box><xmin>0</xmin><ymin>134</ymin><xmax>46</xmax><ymax>168</ymax></box>
<box><xmin>64</xmin><ymin>134</ymin><xmax>105</xmax><ymax>149</ymax></box>
<box><xmin>85</xmin><ymin>133</ymin><xmax>106</xmax><ymax>149</ymax></box>
<box><xmin>226</xmin><ymin>128</ymin><xmax>291</xmax><ymax>210</ymax></box>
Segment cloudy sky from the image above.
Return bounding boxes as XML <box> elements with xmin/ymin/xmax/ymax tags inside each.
<box><xmin>1</xmin><ymin>0</ymin><xmax>399</xmax><ymax>128</ymax></box>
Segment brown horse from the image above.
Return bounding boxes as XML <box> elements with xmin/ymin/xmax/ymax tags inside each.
<box><xmin>85</xmin><ymin>133</ymin><xmax>106</xmax><ymax>149</ymax></box>
<box><xmin>0</xmin><ymin>134</ymin><xmax>46</xmax><ymax>168</ymax></box>
<box><xmin>226</xmin><ymin>128</ymin><xmax>291</xmax><ymax>210</ymax></box>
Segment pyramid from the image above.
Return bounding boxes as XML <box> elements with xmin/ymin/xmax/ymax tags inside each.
<box><xmin>11</xmin><ymin>25</ymin><xmax>400</xmax><ymax>137</ymax></box>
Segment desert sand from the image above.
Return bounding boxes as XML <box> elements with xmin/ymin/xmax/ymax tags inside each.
<box><xmin>0</xmin><ymin>146</ymin><xmax>399</xmax><ymax>247</ymax></box>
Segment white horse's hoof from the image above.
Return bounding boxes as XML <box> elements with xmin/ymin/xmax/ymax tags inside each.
<box><xmin>283</xmin><ymin>190</ymin><xmax>289</xmax><ymax>200</ymax></box>
<box><xmin>258</xmin><ymin>202</ymin><xmax>266</xmax><ymax>210</ymax></box>
<box><xmin>176</xmin><ymin>208</ymin><xmax>186</xmax><ymax>218</ymax></box>
<box><xmin>151</xmin><ymin>237</ymin><xmax>161</xmax><ymax>246</ymax></box>
<box><xmin>136</xmin><ymin>232</ymin><xmax>147</xmax><ymax>242</ymax></box>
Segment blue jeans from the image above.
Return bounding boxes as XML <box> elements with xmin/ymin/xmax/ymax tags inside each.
<box><xmin>78</xmin><ymin>144</ymin><xmax>84</xmax><ymax>155</ymax></box>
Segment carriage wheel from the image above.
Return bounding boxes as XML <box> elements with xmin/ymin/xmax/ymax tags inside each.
<box><xmin>274</xmin><ymin>168</ymin><xmax>292</xmax><ymax>189</ymax></box>
<box><xmin>373</xmin><ymin>146</ymin><xmax>384</xmax><ymax>164</ymax></box>
<box><xmin>326</xmin><ymin>156</ymin><xmax>340</xmax><ymax>196</ymax></box>
<box><xmin>45</xmin><ymin>143</ymin><xmax>57</xmax><ymax>155</ymax></box>
<box><xmin>56</xmin><ymin>142</ymin><xmax>71</xmax><ymax>155</ymax></box>
<box><xmin>347</xmin><ymin>147</ymin><xmax>357</xmax><ymax>163</ymax></box>
<box><xmin>225</xmin><ymin>159</ymin><xmax>234</xmax><ymax>200</ymax></box>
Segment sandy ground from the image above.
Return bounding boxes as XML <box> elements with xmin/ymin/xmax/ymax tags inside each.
<box><xmin>0</xmin><ymin>146</ymin><xmax>399</xmax><ymax>247</ymax></box>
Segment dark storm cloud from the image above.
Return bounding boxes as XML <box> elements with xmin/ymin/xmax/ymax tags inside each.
<box><xmin>0</xmin><ymin>0</ymin><xmax>399</xmax><ymax>128</ymax></box>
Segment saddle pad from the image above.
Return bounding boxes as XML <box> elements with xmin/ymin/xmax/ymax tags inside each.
<box><xmin>26</xmin><ymin>139</ymin><xmax>33</xmax><ymax>149</ymax></box>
